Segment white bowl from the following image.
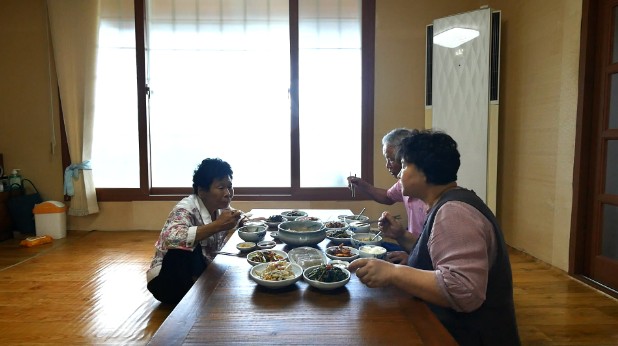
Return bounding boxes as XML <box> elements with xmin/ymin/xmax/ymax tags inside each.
<box><xmin>303</xmin><ymin>264</ymin><xmax>351</xmax><ymax>290</ymax></box>
<box><xmin>246</xmin><ymin>249</ymin><xmax>288</xmax><ymax>266</ymax></box>
<box><xmin>359</xmin><ymin>245</ymin><xmax>387</xmax><ymax>260</ymax></box>
<box><xmin>236</xmin><ymin>242</ymin><xmax>256</xmax><ymax>252</ymax></box>
<box><xmin>250</xmin><ymin>261</ymin><xmax>303</xmax><ymax>288</ymax></box>
<box><xmin>347</xmin><ymin>221</ymin><xmax>371</xmax><ymax>233</ymax></box>
<box><xmin>280</xmin><ymin>210</ymin><xmax>308</xmax><ymax>221</ymax></box>
<box><xmin>325</xmin><ymin>245</ymin><xmax>359</xmax><ymax>262</ymax></box>
<box><xmin>343</xmin><ymin>215</ymin><xmax>370</xmax><ymax>224</ymax></box>
<box><xmin>237</xmin><ymin>225</ymin><xmax>267</xmax><ymax>242</ymax></box>
<box><xmin>350</xmin><ymin>232</ymin><xmax>383</xmax><ymax>248</ymax></box>
<box><xmin>326</xmin><ymin>229</ymin><xmax>354</xmax><ymax>245</ymax></box>
<box><xmin>277</xmin><ymin>220</ymin><xmax>326</xmax><ymax>247</ymax></box>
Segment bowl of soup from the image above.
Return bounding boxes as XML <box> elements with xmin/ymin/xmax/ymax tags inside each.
<box><xmin>277</xmin><ymin>220</ymin><xmax>326</xmax><ymax>246</ymax></box>
<box><xmin>350</xmin><ymin>232</ymin><xmax>383</xmax><ymax>248</ymax></box>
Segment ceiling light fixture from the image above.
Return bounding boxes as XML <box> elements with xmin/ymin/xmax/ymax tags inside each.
<box><xmin>433</xmin><ymin>27</ymin><xmax>480</xmax><ymax>48</ymax></box>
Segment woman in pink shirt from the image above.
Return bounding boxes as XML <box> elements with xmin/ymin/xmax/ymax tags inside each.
<box><xmin>349</xmin><ymin>130</ymin><xmax>519</xmax><ymax>345</ymax></box>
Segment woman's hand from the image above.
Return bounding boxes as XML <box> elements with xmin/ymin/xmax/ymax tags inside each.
<box><xmin>385</xmin><ymin>251</ymin><xmax>409</xmax><ymax>264</ymax></box>
<box><xmin>348</xmin><ymin>258</ymin><xmax>396</xmax><ymax>288</ymax></box>
<box><xmin>378</xmin><ymin>211</ymin><xmax>406</xmax><ymax>239</ymax></box>
<box><xmin>347</xmin><ymin>175</ymin><xmax>370</xmax><ymax>191</ymax></box>
<box><xmin>238</xmin><ymin>216</ymin><xmax>266</xmax><ymax>227</ymax></box>
<box><xmin>216</xmin><ymin>209</ymin><xmax>242</xmax><ymax>231</ymax></box>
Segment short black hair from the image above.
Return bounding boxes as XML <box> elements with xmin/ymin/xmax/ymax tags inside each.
<box><xmin>398</xmin><ymin>130</ymin><xmax>460</xmax><ymax>185</ymax></box>
<box><xmin>192</xmin><ymin>158</ymin><xmax>233</xmax><ymax>194</ymax></box>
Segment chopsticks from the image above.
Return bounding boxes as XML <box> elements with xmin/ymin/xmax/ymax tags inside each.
<box><xmin>215</xmin><ymin>251</ymin><xmax>244</xmax><ymax>257</ymax></box>
<box><xmin>366</xmin><ymin>215</ymin><xmax>401</xmax><ymax>224</ymax></box>
<box><xmin>350</xmin><ymin>172</ymin><xmax>356</xmax><ymax>198</ymax></box>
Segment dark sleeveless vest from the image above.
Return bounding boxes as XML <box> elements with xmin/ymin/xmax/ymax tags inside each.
<box><xmin>408</xmin><ymin>188</ymin><xmax>520</xmax><ymax>345</ymax></box>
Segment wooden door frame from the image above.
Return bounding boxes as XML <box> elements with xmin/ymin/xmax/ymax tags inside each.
<box><xmin>570</xmin><ymin>0</ymin><xmax>618</xmax><ymax>297</ymax></box>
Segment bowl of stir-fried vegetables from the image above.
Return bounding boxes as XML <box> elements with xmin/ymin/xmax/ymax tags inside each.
<box><xmin>325</xmin><ymin>244</ymin><xmax>359</xmax><ymax>261</ymax></box>
<box><xmin>247</xmin><ymin>249</ymin><xmax>288</xmax><ymax>266</ymax></box>
<box><xmin>250</xmin><ymin>261</ymin><xmax>303</xmax><ymax>288</ymax></box>
<box><xmin>326</xmin><ymin>229</ymin><xmax>354</xmax><ymax>245</ymax></box>
<box><xmin>303</xmin><ymin>264</ymin><xmax>351</xmax><ymax>290</ymax></box>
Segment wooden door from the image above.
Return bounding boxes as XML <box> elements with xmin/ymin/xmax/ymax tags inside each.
<box><xmin>584</xmin><ymin>0</ymin><xmax>618</xmax><ymax>290</ymax></box>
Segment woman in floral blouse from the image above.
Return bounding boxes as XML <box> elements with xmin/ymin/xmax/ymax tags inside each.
<box><xmin>147</xmin><ymin>158</ymin><xmax>243</xmax><ymax>304</ymax></box>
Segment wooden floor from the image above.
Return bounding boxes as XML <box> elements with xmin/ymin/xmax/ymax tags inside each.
<box><xmin>0</xmin><ymin>231</ymin><xmax>617</xmax><ymax>345</ymax></box>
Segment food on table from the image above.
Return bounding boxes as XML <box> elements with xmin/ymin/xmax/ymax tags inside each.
<box><xmin>360</xmin><ymin>245</ymin><xmax>386</xmax><ymax>255</ymax></box>
<box><xmin>249</xmin><ymin>250</ymin><xmax>285</xmax><ymax>263</ymax></box>
<box><xmin>258</xmin><ymin>261</ymin><xmax>296</xmax><ymax>281</ymax></box>
<box><xmin>327</xmin><ymin>229</ymin><xmax>350</xmax><ymax>238</ymax></box>
<box><xmin>306</xmin><ymin>264</ymin><xmax>348</xmax><ymax>283</ymax></box>
<box><xmin>287</xmin><ymin>226</ymin><xmax>318</xmax><ymax>232</ymax></box>
<box><xmin>288</xmin><ymin>247</ymin><xmax>327</xmax><ymax>269</ymax></box>
<box><xmin>237</xmin><ymin>242</ymin><xmax>254</xmax><ymax>249</ymax></box>
<box><xmin>267</xmin><ymin>215</ymin><xmax>285</xmax><ymax>222</ymax></box>
<box><xmin>325</xmin><ymin>221</ymin><xmax>346</xmax><ymax>229</ymax></box>
<box><xmin>328</xmin><ymin>244</ymin><xmax>353</xmax><ymax>257</ymax></box>
<box><xmin>297</xmin><ymin>216</ymin><xmax>320</xmax><ymax>221</ymax></box>
<box><xmin>242</xmin><ymin>228</ymin><xmax>262</xmax><ymax>233</ymax></box>
<box><xmin>285</xmin><ymin>210</ymin><xmax>305</xmax><ymax>216</ymax></box>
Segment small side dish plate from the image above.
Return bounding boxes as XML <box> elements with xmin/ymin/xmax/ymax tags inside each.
<box><xmin>257</xmin><ymin>240</ymin><xmax>276</xmax><ymax>249</ymax></box>
<box><xmin>325</xmin><ymin>245</ymin><xmax>359</xmax><ymax>262</ymax></box>
<box><xmin>246</xmin><ymin>249</ymin><xmax>288</xmax><ymax>266</ymax></box>
<box><xmin>265</xmin><ymin>215</ymin><xmax>288</xmax><ymax>229</ymax></box>
<box><xmin>326</xmin><ymin>229</ymin><xmax>354</xmax><ymax>245</ymax></box>
<box><xmin>280</xmin><ymin>210</ymin><xmax>308</xmax><ymax>220</ymax></box>
<box><xmin>236</xmin><ymin>242</ymin><xmax>256</xmax><ymax>252</ymax></box>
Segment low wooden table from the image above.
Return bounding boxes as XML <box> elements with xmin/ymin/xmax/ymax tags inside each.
<box><xmin>148</xmin><ymin>209</ymin><xmax>456</xmax><ymax>345</ymax></box>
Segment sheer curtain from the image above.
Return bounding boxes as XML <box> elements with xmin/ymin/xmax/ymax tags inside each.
<box><xmin>147</xmin><ymin>0</ymin><xmax>292</xmax><ymax>188</ymax></box>
<box><xmin>47</xmin><ymin>0</ymin><xmax>100</xmax><ymax>216</ymax></box>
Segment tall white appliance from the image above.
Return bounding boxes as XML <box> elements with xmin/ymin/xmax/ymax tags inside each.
<box><xmin>425</xmin><ymin>7</ymin><xmax>501</xmax><ymax>213</ymax></box>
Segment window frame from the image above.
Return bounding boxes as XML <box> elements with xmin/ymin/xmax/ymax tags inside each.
<box><xmin>92</xmin><ymin>0</ymin><xmax>375</xmax><ymax>202</ymax></box>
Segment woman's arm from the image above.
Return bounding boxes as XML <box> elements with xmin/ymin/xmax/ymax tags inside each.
<box><xmin>195</xmin><ymin>209</ymin><xmax>241</xmax><ymax>242</ymax></box>
<box><xmin>428</xmin><ymin>202</ymin><xmax>496</xmax><ymax>312</ymax></box>
<box><xmin>379</xmin><ymin>212</ymin><xmax>417</xmax><ymax>252</ymax></box>
<box><xmin>348</xmin><ymin>176</ymin><xmax>395</xmax><ymax>205</ymax></box>
<box><xmin>349</xmin><ymin>259</ymin><xmax>450</xmax><ymax>307</ymax></box>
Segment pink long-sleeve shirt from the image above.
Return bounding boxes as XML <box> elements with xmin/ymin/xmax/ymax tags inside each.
<box><xmin>386</xmin><ymin>180</ymin><xmax>427</xmax><ymax>237</ymax></box>
<box><xmin>429</xmin><ymin>201</ymin><xmax>498</xmax><ymax>312</ymax></box>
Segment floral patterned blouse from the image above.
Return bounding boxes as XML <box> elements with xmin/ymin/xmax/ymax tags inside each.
<box><xmin>146</xmin><ymin>194</ymin><xmax>227</xmax><ymax>283</ymax></box>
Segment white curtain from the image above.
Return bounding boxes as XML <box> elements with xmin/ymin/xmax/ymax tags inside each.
<box><xmin>47</xmin><ymin>0</ymin><xmax>100</xmax><ymax>216</ymax></box>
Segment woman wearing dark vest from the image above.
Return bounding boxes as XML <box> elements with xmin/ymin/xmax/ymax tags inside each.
<box><xmin>349</xmin><ymin>130</ymin><xmax>520</xmax><ymax>345</ymax></box>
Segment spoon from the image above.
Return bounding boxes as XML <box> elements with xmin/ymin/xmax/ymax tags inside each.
<box><xmin>356</xmin><ymin>208</ymin><xmax>366</xmax><ymax>220</ymax></box>
<box><xmin>371</xmin><ymin>231</ymin><xmax>382</xmax><ymax>241</ymax></box>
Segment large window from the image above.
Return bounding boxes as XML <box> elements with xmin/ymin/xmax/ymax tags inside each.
<box><xmin>92</xmin><ymin>0</ymin><xmax>375</xmax><ymax>201</ymax></box>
